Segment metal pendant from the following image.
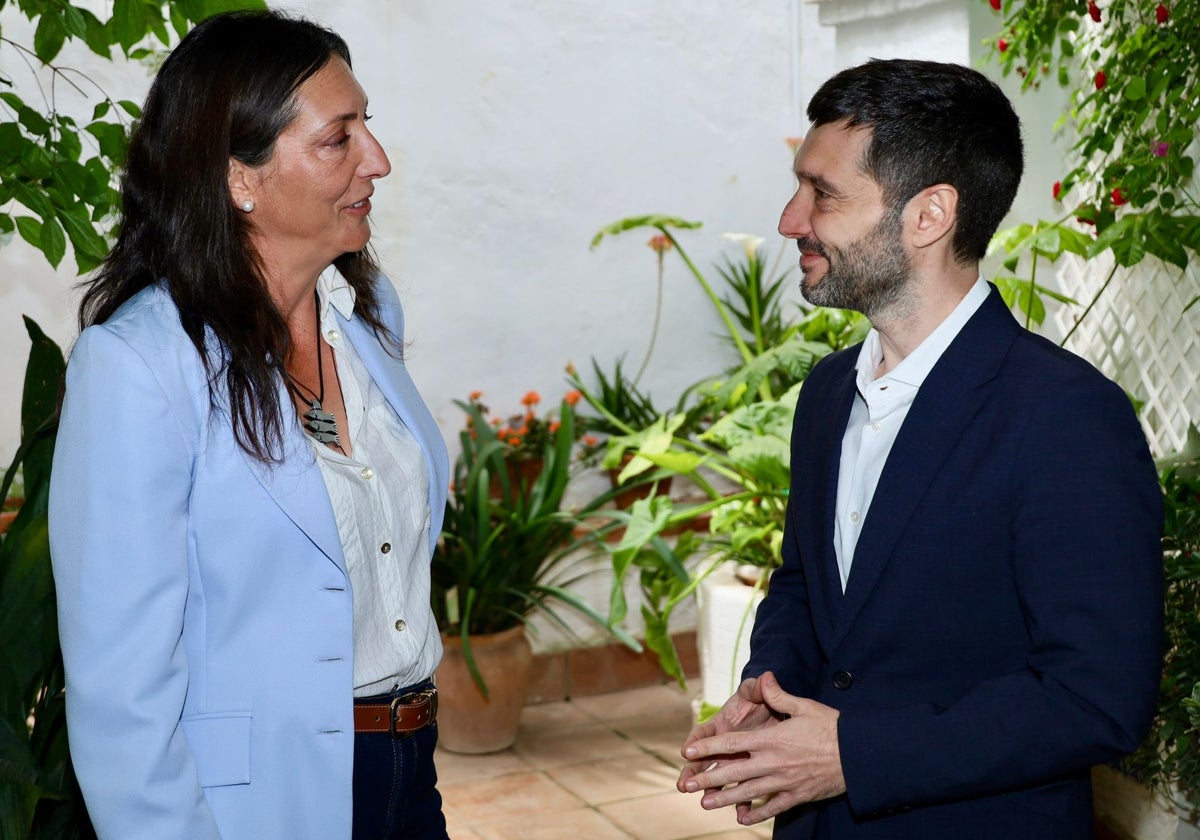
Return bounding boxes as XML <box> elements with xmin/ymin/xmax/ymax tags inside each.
<box><xmin>302</xmin><ymin>398</ymin><xmax>341</xmax><ymax>446</ymax></box>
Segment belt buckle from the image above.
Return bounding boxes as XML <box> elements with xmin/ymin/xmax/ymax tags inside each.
<box><xmin>390</xmin><ymin>687</ymin><xmax>438</xmax><ymax>739</ymax></box>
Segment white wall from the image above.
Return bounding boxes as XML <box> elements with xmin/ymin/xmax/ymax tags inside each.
<box><xmin>0</xmin><ymin>0</ymin><xmax>810</xmax><ymax>465</ymax></box>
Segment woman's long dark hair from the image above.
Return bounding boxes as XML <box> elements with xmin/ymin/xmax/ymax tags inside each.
<box><xmin>78</xmin><ymin>10</ymin><xmax>395</xmax><ymax>462</ymax></box>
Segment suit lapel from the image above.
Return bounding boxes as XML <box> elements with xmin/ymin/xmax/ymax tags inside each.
<box><xmin>830</xmin><ymin>288</ymin><xmax>1020</xmax><ymax>649</ymax></box>
<box><xmin>240</xmin><ymin>378</ymin><xmax>347</xmax><ymax>573</ymax></box>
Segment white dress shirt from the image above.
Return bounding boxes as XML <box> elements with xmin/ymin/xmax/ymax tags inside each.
<box><xmin>308</xmin><ymin>268</ymin><xmax>441</xmax><ymax>696</ymax></box>
<box><xmin>833</xmin><ymin>277</ymin><xmax>990</xmax><ymax>590</ymax></box>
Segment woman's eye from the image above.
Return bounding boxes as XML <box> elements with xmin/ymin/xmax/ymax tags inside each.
<box><xmin>329</xmin><ymin>134</ymin><xmax>349</xmax><ymax>148</ymax></box>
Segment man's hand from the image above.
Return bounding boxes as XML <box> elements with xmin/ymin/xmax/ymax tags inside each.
<box><xmin>677</xmin><ymin>671</ymin><xmax>846</xmax><ymax>825</ymax></box>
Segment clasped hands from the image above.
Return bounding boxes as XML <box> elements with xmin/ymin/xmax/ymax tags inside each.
<box><xmin>676</xmin><ymin>671</ymin><xmax>845</xmax><ymax>826</ymax></box>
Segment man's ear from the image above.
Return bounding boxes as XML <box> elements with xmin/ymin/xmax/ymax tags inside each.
<box><xmin>908</xmin><ymin>184</ymin><xmax>958</xmax><ymax>250</ymax></box>
<box><xmin>227</xmin><ymin>159</ymin><xmax>256</xmax><ymax>213</ymax></box>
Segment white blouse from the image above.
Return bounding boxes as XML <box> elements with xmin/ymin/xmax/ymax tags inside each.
<box><xmin>306</xmin><ymin>269</ymin><xmax>442</xmax><ymax>697</ymax></box>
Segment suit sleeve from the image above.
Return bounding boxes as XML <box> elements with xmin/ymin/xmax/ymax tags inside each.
<box><xmin>838</xmin><ymin>372</ymin><xmax>1164</xmax><ymax>815</ymax></box>
<box><xmin>49</xmin><ymin>326</ymin><xmax>223</xmax><ymax>839</ymax></box>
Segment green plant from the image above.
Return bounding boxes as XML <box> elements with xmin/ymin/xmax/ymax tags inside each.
<box><xmin>1120</xmin><ymin>426</ymin><xmax>1200</xmax><ymax>811</ymax></box>
<box><xmin>589</xmin><ymin>215</ymin><xmax>868</xmax><ymax>684</ymax></box>
<box><xmin>0</xmin><ymin>0</ymin><xmax>265</xmax><ymax>274</ymax></box>
<box><xmin>434</xmin><ymin>395</ymin><xmax>636</xmax><ymax>696</ymax></box>
<box><xmin>0</xmin><ymin>319</ymin><xmax>78</xmax><ymax>838</ymax></box>
<box><xmin>984</xmin><ymin>0</ymin><xmax>1200</xmax><ymax>324</ymax></box>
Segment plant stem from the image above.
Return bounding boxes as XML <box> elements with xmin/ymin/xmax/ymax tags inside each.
<box><xmin>1059</xmin><ymin>262</ymin><xmax>1119</xmax><ymax>348</ymax></box>
<box><xmin>634</xmin><ymin>250</ymin><xmax>665</xmax><ymax>387</ymax></box>
<box><xmin>663</xmin><ymin>228</ymin><xmax>756</xmax><ymax>365</ymax></box>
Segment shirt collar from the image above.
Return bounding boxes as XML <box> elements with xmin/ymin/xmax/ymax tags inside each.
<box><xmin>854</xmin><ymin>275</ymin><xmax>990</xmax><ymax>389</ymax></box>
<box><xmin>316</xmin><ymin>265</ymin><xmax>357</xmax><ymax>322</ymax></box>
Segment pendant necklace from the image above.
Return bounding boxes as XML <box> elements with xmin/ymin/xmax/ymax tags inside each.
<box><xmin>285</xmin><ymin>291</ymin><xmax>343</xmax><ymax>451</ymax></box>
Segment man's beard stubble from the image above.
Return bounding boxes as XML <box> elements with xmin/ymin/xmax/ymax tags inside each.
<box><xmin>797</xmin><ymin>205</ymin><xmax>912</xmax><ymax>320</ymax></box>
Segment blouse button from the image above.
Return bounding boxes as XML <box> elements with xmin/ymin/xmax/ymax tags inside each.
<box><xmin>394</xmin><ymin>619</ymin><xmax>407</xmax><ymax>632</ymax></box>
<box><xmin>361</xmin><ymin>467</ymin><xmax>374</xmax><ymax>480</ymax></box>
<box><xmin>381</xmin><ymin>542</ymin><xmax>392</xmax><ymax>554</ymax></box>
<box><xmin>327</xmin><ymin>329</ymin><xmax>340</xmax><ymax>342</ymax></box>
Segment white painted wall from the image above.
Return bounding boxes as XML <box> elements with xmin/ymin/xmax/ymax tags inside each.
<box><xmin>0</xmin><ymin>0</ymin><xmax>811</xmax><ymax>465</ymax></box>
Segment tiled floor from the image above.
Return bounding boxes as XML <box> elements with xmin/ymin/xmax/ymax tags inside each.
<box><xmin>437</xmin><ymin>683</ymin><xmax>774</xmax><ymax>840</ymax></box>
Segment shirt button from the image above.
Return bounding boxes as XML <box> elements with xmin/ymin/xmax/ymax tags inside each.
<box><xmin>871</xmin><ymin>422</ymin><xmax>881</xmax><ymax>432</ymax></box>
<box><xmin>326</xmin><ymin>329</ymin><xmax>340</xmax><ymax>342</ymax></box>
<box><xmin>361</xmin><ymin>467</ymin><xmax>374</xmax><ymax>480</ymax></box>
<box><xmin>381</xmin><ymin>542</ymin><xmax>392</xmax><ymax>554</ymax></box>
<box><xmin>849</xmin><ymin>511</ymin><xmax>861</xmax><ymax>523</ymax></box>
<box><xmin>394</xmin><ymin>619</ymin><xmax>407</xmax><ymax>632</ymax></box>
<box><xmin>833</xmin><ymin>670</ymin><xmax>854</xmax><ymax>690</ymax></box>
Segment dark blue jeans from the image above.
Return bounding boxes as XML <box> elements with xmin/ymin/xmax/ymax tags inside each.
<box><xmin>352</xmin><ymin>681</ymin><xmax>448</xmax><ymax>840</ymax></box>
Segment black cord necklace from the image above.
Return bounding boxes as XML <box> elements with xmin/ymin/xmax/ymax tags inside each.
<box><xmin>285</xmin><ymin>291</ymin><xmax>343</xmax><ymax>450</ymax></box>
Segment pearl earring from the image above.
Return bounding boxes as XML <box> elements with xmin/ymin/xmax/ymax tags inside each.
<box><xmin>241</xmin><ymin>200</ymin><xmax>254</xmax><ymax>212</ymax></box>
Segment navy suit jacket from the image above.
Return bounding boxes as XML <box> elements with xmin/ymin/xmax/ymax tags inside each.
<box><xmin>745</xmin><ymin>286</ymin><xmax>1163</xmax><ymax>839</ymax></box>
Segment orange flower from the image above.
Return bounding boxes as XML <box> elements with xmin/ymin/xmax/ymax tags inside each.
<box><xmin>565</xmin><ymin>390</ymin><xmax>582</xmax><ymax>406</ymax></box>
<box><xmin>785</xmin><ymin>136</ymin><xmax>804</xmax><ymax>154</ymax></box>
<box><xmin>507</xmin><ymin>434</ymin><xmax>523</xmax><ymax>446</ymax></box>
<box><xmin>583</xmin><ymin>435</ymin><xmax>599</xmax><ymax>447</ymax></box>
<box><xmin>549</xmin><ymin>421</ymin><xmax>561</xmax><ymax>434</ymax></box>
<box><xmin>469</xmin><ymin>390</ymin><xmax>483</xmax><ymax>401</ymax></box>
<box><xmin>490</xmin><ymin>417</ymin><xmax>502</xmax><ymax>426</ymax></box>
<box><xmin>647</xmin><ymin>234</ymin><xmax>672</xmax><ymax>254</ymax></box>
<box><xmin>521</xmin><ymin>390</ymin><xmax>541</xmax><ymax>407</ymax></box>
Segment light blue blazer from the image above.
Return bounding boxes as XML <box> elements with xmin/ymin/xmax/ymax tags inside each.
<box><xmin>49</xmin><ymin>277</ymin><xmax>449</xmax><ymax>840</ymax></box>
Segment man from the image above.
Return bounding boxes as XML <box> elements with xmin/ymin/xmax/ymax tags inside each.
<box><xmin>677</xmin><ymin>59</ymin><xmax>1163</xmax><ymax>839</ymax></box>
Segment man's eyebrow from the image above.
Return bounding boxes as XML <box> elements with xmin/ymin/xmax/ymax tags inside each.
<box><xmin>795</xmin><ymin>169</ymin><xmax>842</xmax><ymax>197</ymax></box>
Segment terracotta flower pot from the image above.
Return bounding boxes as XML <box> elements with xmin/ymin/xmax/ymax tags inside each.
<box><xmin>435</xmin><ymin>624</ymin><xmax>533</xmax><ymax>754</ymax></box>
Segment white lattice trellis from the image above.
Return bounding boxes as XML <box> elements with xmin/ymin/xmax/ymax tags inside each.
<box><xmin>1054</xmin><ymin>250</ymin><xmax>1200</xmax><ymax>458</ymax></box>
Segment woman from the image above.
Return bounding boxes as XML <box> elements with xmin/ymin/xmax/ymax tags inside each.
<box><xmin>48</xmin><ymin>11</ymin><xmax>450</xmax><ymax>840</ymax></box>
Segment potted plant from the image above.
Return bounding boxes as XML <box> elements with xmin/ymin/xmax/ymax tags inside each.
<box><xmin>589</xmin><ymin>217</ymin><xmax>867</xmax><ymax>690</ymax></box>
<box><xmin>432</xmin><ymin>392</ymin><xmax>637</xmax><ymax>753</ymax></box>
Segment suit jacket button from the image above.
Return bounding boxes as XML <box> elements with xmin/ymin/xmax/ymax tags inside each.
<box><xmin>833</xmin><ymin>670</ymin><xmax>854</xmax><ymax>690</ymax></box>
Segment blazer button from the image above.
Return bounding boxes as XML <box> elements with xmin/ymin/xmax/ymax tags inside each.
<box><xmin>833</xmin><ymin>670</ymin><xmax>854</xmax><ymax>690</ymax></box>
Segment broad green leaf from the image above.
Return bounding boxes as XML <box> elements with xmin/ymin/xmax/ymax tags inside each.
<box><xmin>590</xmin><ymin>215</ymin><xmax>703</xmax><ymax>249</ymax></box>
<box><xmin>112</xmin><ymin>0</ymin><xmax>148</xmax><ymax>53</ymax></box>
<box><xmin>38</xmin><ymin>216</ymin><xmax>66</xmax><ymax>268</ymax></box>
<box><xmin>32</xmin><ymin>12</ymin><xmax>66</xmax><ymax>62</ymax></box>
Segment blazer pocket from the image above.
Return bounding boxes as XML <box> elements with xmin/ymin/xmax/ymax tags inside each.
<box><xmin>180</xmin><ymin>711</ymin><xmax>252</xmax><ymax>788</ymax></box>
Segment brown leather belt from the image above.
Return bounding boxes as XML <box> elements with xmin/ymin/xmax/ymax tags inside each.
<box><xmin>354</xmin><ymin>687</ymin><xmax>438</xmax><ymax>738</ymax></box>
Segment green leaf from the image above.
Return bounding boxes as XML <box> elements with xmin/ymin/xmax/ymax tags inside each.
<box><xmin>38</xmin><ymin>216</ymin><xmax>67</xmax><ymax>268</ymax></box>
<box><xmin>590</xmin><ymin>215</ymin><xmax>703</xmax><ymax>249</ymax></box>
<box><xmin>1123</xmin><ymin>76</ymin><xmax>1147</xmax><ymax>102</ymax></box>
<box><xmin>111</xmin><ymin>0</ymin><xmax>148</xmax><ymax>53</ymax></box>
<box><xmin>32</xmin><ymin>12</ymin><xmax>66</xmax><ymax>62</ymax></box>
<box><xmin>14</xmin><ymin>216</ymin><xmax>42</xmax><ymax>251</ymax></box>
<box><xmin>57</xmin><ymin>205</ymin><xmax>109</xmax><ymax>263</ymax></box>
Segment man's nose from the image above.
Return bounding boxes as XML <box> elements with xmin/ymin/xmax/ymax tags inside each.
<box><xmin>778</xmin><ymin>191</ymin><xmax>812</xmax><ymax>239</ymax></box>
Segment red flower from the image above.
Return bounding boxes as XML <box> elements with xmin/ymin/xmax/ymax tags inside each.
<box><xmin>1076</xmin><ymin>216</ymin><xmax>1097</xmax><ymax>227</ymax></box>
<box><xmin>1052</xmin><ymin>181</ymin><xmax>1062</xmax><ymax>199</ymax></box>
<box><xmin>520</xmin><ymin>390</ymin><xmax>541</xmax><ymax>407</ymax></box>
<box><xmin>998</xmin><ymin>38</ymin><xmax>1009</xmax><ymax>52</ymax></box>
<box><xmin>1157</xmin><ymin>3</ymin><xmax>1169</xmax><ymax>23</ymax></box>
<box><xmin>1111</xmin><ymin>187</ymin><xmax>1127</xmax><ymax>206</ymax></box>
<box><xmin>990</xmin><ymin>0</ymin><xmax>1001</xmax><ymax>9</ymax></box>
<box><xmin>1087</xmin><ymin>1</ymin><xmax>1101</xmax><ymax>21</ymax></box>
<box><xmin>1094</xmin><ymin>70</ymin><xmax>1107</xmax><ymax>90</ymax></box>
<box><xmin>565</xmin><ymin>390</ymin><xmax>581</xmax><ymax>406</ymax></box>
<box><xmin>647</xmin><ymin>235</ymin><xmax>672</xmax><ymax>254</ymax></box>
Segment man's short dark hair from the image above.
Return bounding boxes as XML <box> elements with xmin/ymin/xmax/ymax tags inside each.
<box><xmin>808</xmin><ymin>59</ymin><xmax>1023</xmax><ymax>264</ymax></box>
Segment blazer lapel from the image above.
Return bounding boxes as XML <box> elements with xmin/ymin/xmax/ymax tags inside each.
<box><xmin>815</xmin><ymin>366</ymin><xmax>858</xmax><ymax>632</ymax></box>
<box><xmin>240</xmin><ymin>378</ymin><xmax>347</xmax><ymax>574</ymax></box>
<box><xmin>830</xmin><ymin>288</ymin><xmax>1020</xmax><ymax>649</ymax></box>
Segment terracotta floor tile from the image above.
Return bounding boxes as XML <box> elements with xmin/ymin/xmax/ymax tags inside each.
<box><xmin>547</xmin><ymin>753</ymin><xmax>680</xmax><ymax>805</ymax></box>
<box><xmin>519</xmin><ymin>699</ymin><xmax>595</xmax><ymax>730</ymax></box>
<box><xmin>435</xmin><ymin>746</ymin><xmax>533</xmax><ymax>786</ymax></box>
<box><xmin>571</xmin><ymin>684</ymin><xmax>693</xmax><ymax>723</ymax></box>
<box><xmin>611</xmin><ymin>710</ymin><xmax>693</xmax><ymax>766</ymax></box>
<box><xmin>598</xmin><ymin>790</ymin><xmax>753</xmax><ymax>840</ymax></box>
<box><xmin>471</xmin><ymin>806</ymin><xmax>634</xmax><ymax>839</ymax></box>
<box><xmin>440</xmin><ymin>771</ymin><xmax>583</xmax><ymax>822</ymax></box>
<box><xmin>513</xmin><ymin>721</ymin><xmax>641</xmax><ymax>769</ymax></box>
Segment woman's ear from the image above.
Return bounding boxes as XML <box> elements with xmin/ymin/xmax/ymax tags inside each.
<box><xmin>909</xmin><ymin>184</ymin><xmax>958</xmax><ymax>250</ymax></box>
<box><xmin>227</xmin><ymin>159</ymin><xmax>256</xmax><ymax>213</ymax></box>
